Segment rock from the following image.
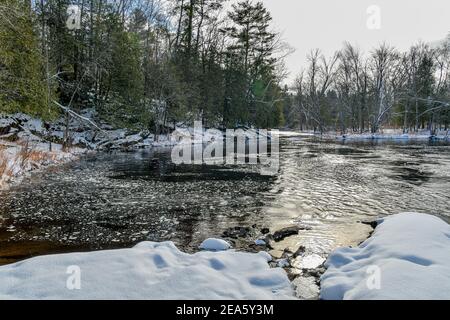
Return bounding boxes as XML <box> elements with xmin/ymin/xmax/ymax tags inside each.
<box><xmin>361</xmin><ymin>220</ymin><xmax>378</xmax><ymax>229</ymax></box>
<box><xmin>269</xmin><ymin>249</ymin><xmax>285</xmax><ymax>260</ymax></box>
<box><xmin>222</xmin><ymin>226</ymin><xmax>251</xmax><ymax>239</ymax></box>
<box><xmin>292</xmin><ymin>276</ymin><xmax>320</xmax><ymax>300</ymax></box>
<box><xmin>276</xmin><ymin>259</ymin><xmax>290</xmax><ymax>268</ymax></box>
<box><xmin>0</xmin><ymin>117</ymin><xmax>17</xmax><ymax>135</ymax></box>
<box><xmin>304</xmin><ymin>267</ymin><xmax>326</xmax><ymax>278</ymax></box>
<box><xmin>199</xmin><ymin>238</ymin><xmax>231</xmax><ymax>251</ymax></box>
<box><xmin>292</xmin><ymin>245</ymin><xmax>306</xmax><ymax>258</ymax></box>
<box><xmin>272</xmin><ymin>226</ymin><xmax>301</xmax><ymax>242</ymax></box>
<box><xmin>291</xmin><ymin>254</ymin><xmax>325</xmax><ymax>270</ymax></box>
<box><xmin>254</xmin><ymin>239</ymin><xmax>266</xmax><ymax>246</ymax></box>
<box><xmin>261</xmin><ymin>227</ymin><xmax>270</xmax><ymax>235</ymax></box>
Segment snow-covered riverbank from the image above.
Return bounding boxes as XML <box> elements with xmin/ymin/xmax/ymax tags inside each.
<box><xmin>0</xmin><ymin>112</ymin><xmax>205</xmax><ymax>189</ymax></box>
<box><xmin>0</xmin><ymin>240</ymin><xmax>294</xmax><ymax>299</ymax></box>
<box><xmin>0</xmin><ymin>114</ymin><xmax>87</xmax><ymax>189</ymax></box>
<box><xmin>321</xmin><ymin>212</ymin><xmax>450</xmax><ymax>300</ymax></box>
<box><xmin>317</xmin><ymin>129</ymin><xmax>449</xmax><ymax>141</ymax></box>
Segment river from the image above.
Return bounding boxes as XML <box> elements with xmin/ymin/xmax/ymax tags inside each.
<box><xmin>1</xmin><ymin>133</ymin><xmax>450</xmax><ymax>267</ymax></box>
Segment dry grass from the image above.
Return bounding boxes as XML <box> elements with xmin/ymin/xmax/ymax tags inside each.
<box><xmin>17</xmin><ymin>140</ymin><xmax>52</xmax><ymax>169</ymax></box>
<box><xmin>0</xmin><ymin>146</ymin><xmax>7</xmax><ymax>180</ymax></box>
<box><xmin>1</xmin><ymin>137</ymin><xmax>71</xmax><ymax>189</ymax></box>
<box><xmin>1</xmin><ymin>140</ymin><xmax>52</xmax><ymax>185</ymax></box>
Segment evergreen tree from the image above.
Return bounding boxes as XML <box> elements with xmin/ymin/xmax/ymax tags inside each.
<box><xmin>226</xmin><ymin>0</ymin><xmax>281</xmax><ymax>127</ymax></box>
<box><xmin>0</xmin><ymin>0</ymin><xmax>56</xmax><ymax>119</ymax></box>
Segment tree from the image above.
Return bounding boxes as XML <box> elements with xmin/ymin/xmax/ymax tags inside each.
<box><xmin>225</xmin><ymin>0</ymin><xmax>282</xmax><ymax>127</ymax></box>
<box><xmin>0</xmin><ymin>0</ymin><xmax>56</xmax><ymax>119</ymax></box>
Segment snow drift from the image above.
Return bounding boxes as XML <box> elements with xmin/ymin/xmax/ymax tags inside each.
<box><xmin>0</xmin><ymin>241</ymin><xmax>294</xmax><ymax>300</ymax></box>
<box><xmin>321</xmin><ymin>212</ymin><xmax>450</xmax><ymax>300</ymax></box>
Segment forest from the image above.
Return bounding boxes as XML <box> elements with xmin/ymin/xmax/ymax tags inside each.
<box><xmin>1</xmin><ymin>0</ymin><xmax>449</xmax><ymax>135</ymax></box>
<box><xmin>0</xmin><ymin>0</ymin><xmax>289</xmax><ymax>133</ymax></box>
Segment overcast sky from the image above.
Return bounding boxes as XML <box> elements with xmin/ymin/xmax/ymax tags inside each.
<box><xmin>258</xmin><ymin>0</ymin><xmax>450</xmax><ymax>84</ymax></box>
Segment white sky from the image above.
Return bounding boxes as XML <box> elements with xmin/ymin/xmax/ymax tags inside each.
<box><xmin>259</xmin><ymin>0</ymin><xmax>450</xmax><ymax>84</ymax></box>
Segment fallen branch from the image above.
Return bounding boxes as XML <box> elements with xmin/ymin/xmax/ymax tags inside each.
<box><xmin>53</xmin><ymin>101</ymin><xmax>107</xmax><ymax>135</ymax></box>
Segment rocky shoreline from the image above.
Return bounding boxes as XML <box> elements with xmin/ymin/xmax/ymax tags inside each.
<box><xmin>0</xmin><ymin>111</ymin><xmax>182</xmax><ymax>190</ymax></box>
<box><xmin>217</xmin><ymin>219</ymin><xmax>377</xmax><ymax>300</ymax></box>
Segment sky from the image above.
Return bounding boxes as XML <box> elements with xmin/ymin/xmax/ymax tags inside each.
<box><xmin>259</xmin><ymin>0</ymin><xmax>450</xmax><ymax>84</ymax></box>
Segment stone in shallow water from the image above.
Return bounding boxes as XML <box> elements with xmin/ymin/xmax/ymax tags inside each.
<box><xmin>292</xmin><ymin>254</ymin><xmax>325</xmax><ymax>270</ymax></box>
<box><xmin>272</xmin><ymin>226</ymin><xmax>300</xmax><ymax>242</ymax></box>
<box><xmin>293</xmin><ymin>276</ymin><xmax>320</xmax><ymax>300</ymax></box>
<box><xmin>222</xmin><ymin>226</ymin><xmax>251</xmax><ymax>239</ymax></box>
<box><xmin>199</xmin><ymin>238</ymin><xmax>231</xmax><ymax>251</ymax></box>
<box><xmin>254</xmin><ymin>239</ymin><xmax>266</xmax><ymax>246</ymax></box>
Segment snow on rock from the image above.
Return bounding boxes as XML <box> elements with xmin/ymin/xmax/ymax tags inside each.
<box><xmin>320</xmin><ymin>212</ymin><xmax>450</xmax><ymax>300</ymax></box>
<box><xmin>0</xmin><ymin>241</ymin><xmax>294</xmax><ymax>300</ymax></box>
<box><xmin>255</xmin><ymin>239</ymin><xmax>266</xmax><ymax>246</ymax></box>
<box><xmin>276</xmin><ymin>259</ymin><xmax>290</xmax><ymax>268</ymax></box>
<box><xmin>199</xmin><ymin>238</ymin><xmax>232</xmax><ymax>251</ymax></box>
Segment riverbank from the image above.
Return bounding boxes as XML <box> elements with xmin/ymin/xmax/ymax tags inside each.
<box><xmin>0</xmin><ymin>113</ymin><xmax>87</xmax><ymax>190</ymax></box>
<box><xmin>320</xmin><ymin>212</ymin><xmax>450</xmax><ymax>300</ymax></box>
<box><xmin>0</xmin><ymin>132</ymin><xmax>86</xmax><ymax>190</ymax></box>
<box><xmin>313</xmin><ymin>128</ymin><xmax>449</xmax><ymax>141</ymax></box>
<box><xmin>0</xmin><ymin>112</ymin><xmax>232</xmax><ymax>190</ymax></box>
<box><xmin>0</xmin><ymin>112</ymin><xmax>179</xmax><ymax>190</ymax></box>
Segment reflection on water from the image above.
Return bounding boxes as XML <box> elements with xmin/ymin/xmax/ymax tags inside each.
<box><xmin>1</xmin><ymin>134</ymin><xmax>450</xmax><ymax>264</ymax></box>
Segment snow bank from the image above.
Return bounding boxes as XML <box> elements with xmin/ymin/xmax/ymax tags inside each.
<box><xmin>315</xmin><ymin>129</ymin><xmax>450</xmax><ymax>141</ymax></box>
<box><xmin>199</xmin><ymin>238</ymin><xmax>232</xmax><ymax>251</ymax></box>
<box><xmin>0</xmin><ymin>241</ymin><xmax>294</xmax><ymax>300</ymax></box>
<box><xmin>321</xmin><ymin>213</ymin><xmax>450</xmax><ymax>300</ymax></box>
<box><xmin>321</xmin><ymin>129</ymin><xmax>449</xmax><ymax>141</ymax></box>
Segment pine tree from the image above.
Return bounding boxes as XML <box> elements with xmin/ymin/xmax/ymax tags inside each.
<box><xmin>226</xmin><ymin>0</ymin><xmax>281</xmax><ymax>127</ymax></box>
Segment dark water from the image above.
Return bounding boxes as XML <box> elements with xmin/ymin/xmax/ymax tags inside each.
<box><xmin>1</xmin><ymin>134</ymin><xmax>450</xmax><ymax>265</ymax></box>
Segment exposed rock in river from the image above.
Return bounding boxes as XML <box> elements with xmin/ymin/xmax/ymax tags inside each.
<box><xmin>271</xmin><ymin>225</ymin><xmax>308</xmax><ymax>242</ymax></box>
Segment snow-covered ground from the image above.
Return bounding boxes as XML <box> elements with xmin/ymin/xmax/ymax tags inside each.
<box><xmin>0</xmin><ymin>241</ymin><xmax>294</xmax><ymax>300</ymax></box>
<box><xmin>0</xmin><ymin>114</ymin><xmax>88</xmax><ymax>189</ymax></box>
<box><xmin>0</xmin><ymin>141</ymin><xmax>83</xmax><ymax>189</ymax></box>
<box><xmin>0</xmin><ymin>141</ymin><xmax>84</xmax><ymax>189</ymax></box>
<box><xmin>321</xmin><ymin>213</ymin><xmax>450</xmax><ymax>300</ymax></box>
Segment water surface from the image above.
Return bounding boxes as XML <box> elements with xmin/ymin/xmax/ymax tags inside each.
<box><xmin>1</xmin><ymin>134</ymin><xmax>449</xmax><ymax>264</ymax></box>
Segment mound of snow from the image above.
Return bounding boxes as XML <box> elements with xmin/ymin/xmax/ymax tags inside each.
<box><xmin>321</xmin><ymin>213</ymin><xmax>450</xmax><ymax>300</ymax></box>
<box><xmin>199</xmin><ymin>238</ymin><xmax>231</xmax><ymax>251</ymax></box>
<box><xmin>0</xmin><ymin>241</ymin><xmax>293</xmax><ymax>300</ymax></box>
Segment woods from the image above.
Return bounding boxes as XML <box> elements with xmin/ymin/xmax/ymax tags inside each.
<box><xmin>0</xmin><ymin>0</ymin><xmax>288</xmax><ymax>132</ymax></box>
<box><xmin>1</xmin><ymin>1</ymin><xmax>449</xmax><ymax>135</ymax></box>
<box><xmin>287</xmin><ymin>39</ymin><xmax>450</xmax><ymax>134</ymax></box>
